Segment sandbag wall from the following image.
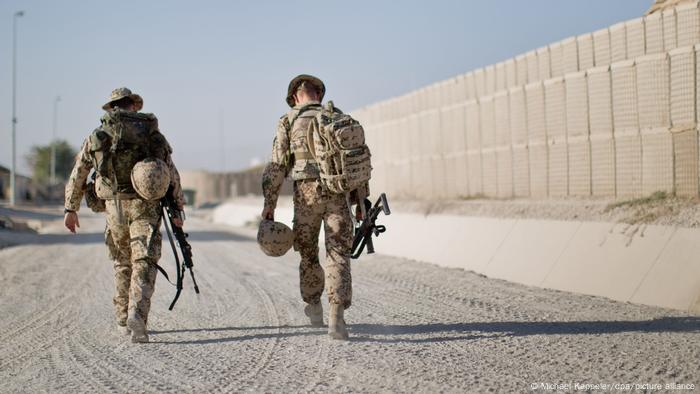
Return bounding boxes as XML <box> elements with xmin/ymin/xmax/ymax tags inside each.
<box><xmin>353</xmin><ymin>2</ymin><xmax>700</xmax><ymax>200</ymax></box>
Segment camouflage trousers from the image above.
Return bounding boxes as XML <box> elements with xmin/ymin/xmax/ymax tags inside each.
<box><xmin>104</xmin><ymin>199</ymin><xmax>162</xmax><ymax>326</ymax></box>
<box><xmin>293</xmin><ymin>179</ymin><xmax>353</xmax><ymax>309</ymax></box>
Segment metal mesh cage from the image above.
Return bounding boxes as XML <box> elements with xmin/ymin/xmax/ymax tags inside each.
<box><xmin>528</xmin><ymin>142</ymin><xmax>548</xmax><ymax>197</ymax></box>
<box><xmin>545</xmin><ymin>77</ymin><xmax>567</xmax><ymax>140</ymax></box>
<box><xmin>465</xmin><ymin>72</ymin><xmax>476</xmax><ymax>101</ymax></box>
<box><xmin>481</xmin><ymin>148</ymin><xmax>498</xmax><ymax>197</ymax></box>
<box><xmin>673</xmin><ymin>128</ymin><xmax>699</xmax><ymax>196</ymax></box>
<box><xmin>467</xmin><ymin>150</ymin><xmax>483</xmax><ymax>195</ymax></box>
<box><xmin>474</xmin><ymin>68</ymin><xmax>486</xmax><ymax>98</ymax></box>
<box><xmin>465</xmin><ymin>100</ymin><xmax>481</xmax><ymax>151</ymax></box>
<box><xmin>645</xmin><ymin>12</ymin><xmax>664</xmax><ymax>55</ymax></box>
<box><xmin>480</xmin><ymin>96</ymin><xmax>496</xmax><ymax>148</ymax></box>
<box><xmin>566</xmin><ymin>71</ymin><xmax>590</xmax><ymax>138</ymax></box>
<box><xmin>496</xmin><ymin>146</ymin><xmax>514</xmax><ymax>198</ymax></box>
<box><xmin>485</xmin><ymin>65</ymin><xmax>496</xmax><ymax>96</ymax></box>
<box><xmin>615</xmin><ymin>132</ymin><xmax>643</xmax><ymax>198</ymax></box>
<box><xmin>588</xmin><ymin>66</ymin><xmax>613</xmax><ymax>136</ymax></box>
<box><xmin>505</xmin><ymin>58</ymin><xmax>517</xmax><ymax>89</ymax></box>
<box><xmin>537</xmin><ymin>46</ymin><xmax>551</xmax><ymax>80</ymax></box>
<box><xmin>512</xmin><ymin>144</ymin><xmax>531</xmax><ymax>197</ymax></box>
<box><xmin>625</xmin><ymin>18</ymin><xmax>646</xmax><ymax>60</ymax></box>
<box><xmin>509</xmin><ymin>87</ymin><xmax>528</xmax><ymax>145</ymax></box>
<box><xmin>495</xmin><ymin>62</ymin><xmax>507</xmax><ymax>92</ymax></box>
<box><xmin>526</xmin><ymin>50</ymin><xmax>539</xmax><ymax>83</ymax></box>
<box><xmin>676</xmin><ymin>2</ymin><xmax>700</xmax><ymax>48</ymax></box>
<box><xmin>663</xmin><ymin>8</ymin><xmax>678</xmax><ymax>52</ymax></box>
<box><xmin>636</xmin><ymin>53</ymin><xmax>670</xmax><ymax>130</ymax></box>
<box><xmin>593</xmin><ymin>28</ymin><xmax>612</xmax><ymax>67</ymax></box>
<box><xmin>526</xmin><ymin>82</ymin><xmax>546</xmax><ymax>143</ymax></box>
<box><xmin>516</xmin><ymin>54</ymin><xmax>529</xmax><ymax>86</ymax></box>
<box><xmin>494</xmin><ymin>91</ymin><xmax>511</xmax><ymax>146</ymax></box>
<box><xmin>641</xmin><ymin>129</ymin><xmax>674</xmax><ymax>195</ymax></box>
<box><xmin>670</xmin><ymin>46</ymin><xmax>696</xmax><ymax>128</ymax></box>
<box><xmin>611</xmin><ymin>60</ymin><xmax>639</xmax><ymax>133</ymax></box>
<box><xmin>577</xmin><ymin>33</ymin><xmax>595</xmax><ymax>70</ymax></box>
<box><xmin>590</xmin><ymin>135</ymin><xmax>616</xmax><ymax>196</ymax></box>
<box><xmin>568</xmin><ymin>135</ymin><xmax>592</xmax><ymax>196</ymax></box>
<box><xmin>548</xmin><ymin>139</ymin><xmax>568</xmax><ymax>197</ymax></box>
<box><xmin>550</xmin><ymin>42</ymin><xmax>564</xmax><ymax>78</ymax></box>
<box><xmin>610</xmin><ymin>22</ymin><xmax>628</xmax><ymax>63</ymax></box>
<box><xmin>562</xmin><ymin>37</ymin><xmax>579</xmax><ymax>75</ymax></box>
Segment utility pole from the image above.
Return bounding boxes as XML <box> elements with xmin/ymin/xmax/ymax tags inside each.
<box><xmin>50</xmin><ymin>96</ymin><xmax>61</xmax><ymax>185</ymax></box>
<box><xmin>10</xmin><ymin>10</ymin><xmax>25</xmax><ymax>206</ymax></box>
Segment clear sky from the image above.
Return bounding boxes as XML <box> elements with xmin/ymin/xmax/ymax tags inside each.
<box><xmin>0</xmin><ymin>0</ymin><xmax>650</xmax><ymax>174</ymax></box>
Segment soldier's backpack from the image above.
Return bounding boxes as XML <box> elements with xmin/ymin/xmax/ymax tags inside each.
<box><xmin>304</xmin><ymin>101</ymin><xmax>372</xmax><ymax>194</ymax></box>
<box><xmin>89</xmin><ymin>109</ymin><xmax>168</xmax><ymax>199</ymax></box>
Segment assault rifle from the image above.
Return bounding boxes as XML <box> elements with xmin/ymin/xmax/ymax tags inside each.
<box><xmin>351</xmin><ymin>193</ymin><xmax>391</xmax><ymax>259</ymax></box>
<box><xmin>161</xmin><ymin>193</ymin><xmax>200</xmax><ymax>310</ymax></box>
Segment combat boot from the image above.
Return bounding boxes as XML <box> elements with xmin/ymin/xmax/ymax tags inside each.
<box><xmin>116</xmin><ymin>324</ymin><xmax>131</xmax><ymax>335</ymax></box>
<box><xmin>304</xmin><ymin>302</ymin><xmax>324</xmax><ymax>327</ymax></box>
<box><xmin>127</xmin><ymin>315</ymin><xmax>149</xmax><ymax>343</ymax></box>
<box><xmin>328</xmin><ymin>304</ymin><xmax>348</xmax><ymax>340</ymax></box>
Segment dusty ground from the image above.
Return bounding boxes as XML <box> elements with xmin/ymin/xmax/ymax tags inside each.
<box><xmin>0</xmin><ymin>206</ymin><xmax>699</xmax><ymax>393</ymax></box>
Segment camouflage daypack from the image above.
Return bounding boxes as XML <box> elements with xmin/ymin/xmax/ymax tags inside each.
<box><xmin>89</xmin><ymin>109</ymin><xmax>168</xmax><ymax>200</ymax></box>
<box><xmin>304</xmin><ymin>101</ymin><xmax>372</xmax><ymax>194</ymax></box>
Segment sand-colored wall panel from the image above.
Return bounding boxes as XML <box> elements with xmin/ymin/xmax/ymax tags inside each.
<box><xmin>641</xmin><ymin>129</ymin><xmax>674</xmax><ymax>195</ymax></box>
<box><xmin>548</xmin><ymin>141</ymin><xmax>568</xmax><ymax>197</ymax></box>
<box><xmin>542</xmin><ymin>223</ymin><xmax>676</xmax><ymax>303</ymax></box>
<box><xmin>509</xmin><ymin>87</ymin><xmax>528</xmax><ymax>145</ymax></box>
<box><xmin>593</xmin><ymin>28</ymin><xmax>612</xmax><ymax>66</ymax></box>
<box><xmin>615</xmin><ymin>132</ymin><xmax>643</xmax><ymax>198</ymax></box>
<box><xmin>529</xmin><ymin>142</ymin><xmax>548</xmax><ymax>197</ymax></box>
<box><xmin>496</xmin><ymin>147</ymin><xmax>513</xmax><ymax>198</ymax></box>
<box><xmin>420</xmin><ymin>109</ymin><xmax>442</xmax><ymax>156</ymax></box>
<box><xmin>482</xmin><ymin>149</ymin><xmax>498</xmax><ymax>197</ymax></box>
<box><xmin>577</xmin><ymin>33</ymin><xmax>595</xmax><ymax>70</ymax></box>
<box><xmin>409</xmin><ymin>157</ymin><xmax>433</xmax><ymax>199</ymax></box>
<box><xmin>494</xmin><ymin>91</ymin><xmax>511</xmax><ymax>146</ymax></box>
<box><xmin>537</xmin><ymin>46</ymin><xmax>551</xmax><ymax>80</ymax></box>
<box><xmin>550</xmin><ymin>42</ymin><xmax>564</xmax><ymax>78</ymax></box>
<box><xmin>516</xmin><ymin>54</ymin><xmax>528</xmax><ymax>86</ymax></box>
<box><xmin>566</xmin><ymin>71</ymin><xmax>589</xmax><ymax>138</ymax></box>
<box><xmin>464</xmin><ymin>72</ymin><xmax>476</xmax><ymax>101</ymax></box>
<box><xmin>545</xmin><ymin>77</ymin><xmax>567</xmax><ymax>140</ymax></box>
<box><xmin>440</xmin><ymin>103</ymin><xmax>467</xmax><ymax>154</ymax></box>
<box><xmin>512</xmin><ymin>144</ymin><xmax>530</xmax><ymax>197</ymax></box>
<box><xmin>526</xmin><ymin>50</ymin><xmax>539</xmax><ymax>83</ymax></box>
<box><xmin>636</xmin><ymin>53</ymin><xmax>670</xmax><ymax>130</ymax></box>
<box><xmin>467</xmin><ymin>150</ymin><xmax>483</xmax><ymax>195</ymax></box>
<box><xmin>480</xmin><ymin>96</ymin><xmax>496</xmax><ymax>148</ymax></box>
<box><xmin>631</xmin><ymin>227</ymin><xmax>700</xmax><ymax>311</ymax></box>
<box><xmin>588</xmin><ymin>66</ymin><xmax>613</xmax><ymax>136</ymax></box>
<box><xmin>591</xmin><ymin>135</ymin><xmax>616</xmax><ymax>196</ymax></box>
<box><xmin>444</xmin><ymin>152</ymin><xmax>469</xmax><ymax>198</ymax></box>
<box><xmin>526</xmin><ymin>82</ymin><xmax>546</xmax><ymax>142</ymax></box>
<box><xmin>562</xmin><ymin>37</ymin><xmax>579</xmax><ymax>74</ymax></box>
<box><xmin>465</xmin><ymin>100</ymin><xmax>481</xmax><ymax>151</ymax></box>
<box><xmin>485</xmin><ymin>65</ymin><xmax>496</xmax><ymax>96</ymax></box>
<box><xmin>673</xmin><ymin>128</ymin><xmax>699</xmax><ymax>197</ymax></box>
<box><xmin>430</xmin><ymin>156</ymin><xmax>447</xmax><ymax>199</ymax></box>
<box><xmin>495</xmin><ymin>62</ymin><xmax>507</xmax><ymax>92</ymax></box>
<box><xmin>676</xmin><ymin>2</ymin><xmax>700</xmax><ymax>47</ymax></box>
<box><xmin>625</xmin><ymin>17</ymin><xmax>646</xmax><ymax>59</ymax></box>
<box><xmin>611</xmin><ymin>60</ymin><xmax>639</xmax><ymax>133</ymax></box>
<box><xmin>670</xmin><ymin>46</ymin><xmax>696</xmax><ymax>128</ymax></box>
<box><xmin>645</xmin><ymin>12</ymin><xmax>665</xmax><ymax>55</ymax></box>
<box><xmin>568</xmin><ymin>136</ymin><xmax>592</xmax><ymax>196</ymax></box>
<box><xmin>505</xmin><ymin>58</ymin><xmax>517</xmax><ymax>88</ymax></box>
<box><xmin>474</xmin><ymin>68</ymin><xmax>486</xmax><ymax>98</ymax></box>
<box><xmin>663</xmin><ymin>8</ymin><xmax>678</xmax><ymax>51</ymax></box>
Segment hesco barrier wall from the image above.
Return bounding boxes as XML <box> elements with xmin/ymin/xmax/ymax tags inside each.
<box><xmin>352</xmin><ymin>1</ymin><xmax>700</xmax><ymax>201</ymax></box>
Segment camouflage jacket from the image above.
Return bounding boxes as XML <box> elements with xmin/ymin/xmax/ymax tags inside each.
<box><xmin>64</xmin><ymin>122</ymin><xmax>185</xmax><ymax>212</ymax></box>
<box><xmin>262</xmin><ymin>101</ymin><xmax>322</xmax><ymax>210</ymax></box>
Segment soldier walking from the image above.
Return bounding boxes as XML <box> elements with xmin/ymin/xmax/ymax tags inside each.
<box><xmin>64</xmin><ymin>88</ymin><xmax>185</xmax><ymax>343</ymax></box>
<box><xmin>261</xmin><ymin>75</ymin><xmax>369</xmax><ymax>340</ymax></box>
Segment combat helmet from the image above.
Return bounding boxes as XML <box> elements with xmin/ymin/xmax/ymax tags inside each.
<box><xmin>131</xmin><ymin>158</ymin><xmax>171</xmax><ymax>200</ymax></box>
<box><xmin>286</xmin><ymin>74</ymin><xmax>325</xmax><ymax>107</ymax></box>
<box><xmin>257</xmin><ymin>220</ymin><xmax>294</xmax><ymax>257</ymax></box>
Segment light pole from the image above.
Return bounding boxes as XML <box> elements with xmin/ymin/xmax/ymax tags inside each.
<box><xmin>10</xmin><ymin>10</ymin><xmax>25</xmax><ymax>206</ymax></box>
<box><xmin>50</xmin><ymin>95</ymin><xmax>61</xmax><ymax>185</ymax></box>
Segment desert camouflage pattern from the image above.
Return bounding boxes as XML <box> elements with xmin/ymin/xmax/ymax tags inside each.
<box><xmin>257</xmin><ymin>220</ymin><xmax>294</xmax><ymax>257</ymax></box>
<box><xmin>293</xmin><ymin>179</ymin><xmax>353</xmax><ymax>308</ymax></box>
<box><xmin>65</xmin><ymin>137</ymin><xmax>185</xmax><ymax>212</ymax></box>
<box><xmin>84</xmin><ymin>178</ymin><xmax>106</xmax><ymax>213</ymax></box>
<box><xmin>131</xmin><ymin>158</ymin><xmax>171</xmax><ymax>201</ymax></box>
<box><xmin>105</xmin><ymin>199</ymin><xmax>162</xmax><ymax>326</ymax></box>
<box><xmin>309</xmin><ymin>103</ymin><xmax>372</xmax><ymax>194</ymax></box>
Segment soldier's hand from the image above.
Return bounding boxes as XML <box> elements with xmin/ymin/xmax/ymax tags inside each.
<box><xmin>173</xmin><ymin>217</ymin><xmax>184</xmax><ymax>227</ymax></box>
<box><xmin>64</xmin><ymin>212</ymin><xmax>80</xmax><ymax>233</ymax></box>
<box><xmin>262</xmin><ymin>207</ymin><xmax>274</xmax><ymax>221</ymax></box>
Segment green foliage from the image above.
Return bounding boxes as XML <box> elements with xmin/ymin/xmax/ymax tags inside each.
<box><xmin>25</xmin><ymin>140</ymin><xmax>77</xmax><ymax>184</ymax></box>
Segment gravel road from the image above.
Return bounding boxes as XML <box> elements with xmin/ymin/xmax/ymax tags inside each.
<box><xmin>0</xmin><ymin>209</ymin><xmax>698</xmax><ymax>393</ymax></box>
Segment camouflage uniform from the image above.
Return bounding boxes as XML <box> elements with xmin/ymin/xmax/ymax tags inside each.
<box><xmin>65</xmin><ymin>102</ymin><xmax>184</xmax><ymax>328</ymax></box>
<box><xmin>262</xmin><ymin>101</ymin><xmax>355</xmax><ymax>309</ymax></box>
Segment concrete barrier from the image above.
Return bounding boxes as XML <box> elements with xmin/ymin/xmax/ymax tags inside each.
<box><xmin>212</xmin><ymin>198</ymin><xmax>700</xmax><ymax>313</ymax></box>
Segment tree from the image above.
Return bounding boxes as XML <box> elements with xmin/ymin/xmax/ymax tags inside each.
<box><xmin>25</xmin><ymin>140</ymin><xmax>77</xmax><ymax>185</ymax></box>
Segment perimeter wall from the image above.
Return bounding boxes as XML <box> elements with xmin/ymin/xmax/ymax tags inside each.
<box><xmin>352</xmin><ymin>2</ymin><xmax>700</xmax><ymax>201</ymax></box>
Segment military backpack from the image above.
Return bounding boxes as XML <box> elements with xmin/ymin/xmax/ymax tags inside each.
<box><xmin>293</xmin><ymin>101</ymin><xmax>372</xmax><ymax>194</ymax></box>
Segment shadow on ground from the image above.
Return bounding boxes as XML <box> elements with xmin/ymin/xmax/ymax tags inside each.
<box><xmin>150</xmin><ymin>316</ymin><xmax>700</xmax><ymax>345</ymax></box>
